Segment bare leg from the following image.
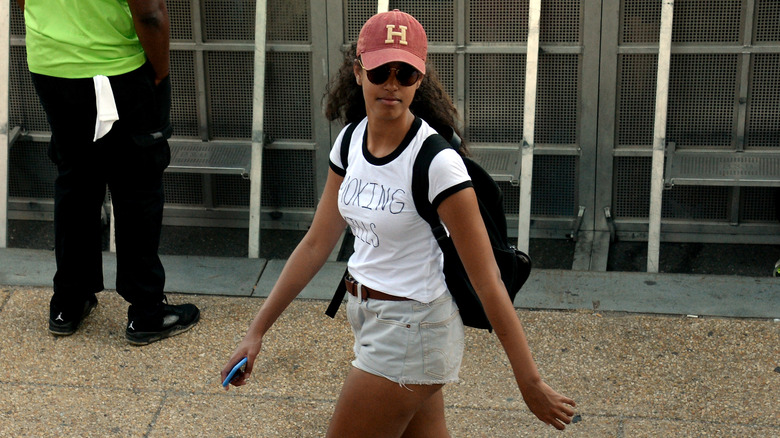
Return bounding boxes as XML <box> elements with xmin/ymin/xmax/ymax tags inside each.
<box><xmin>326</xmin><ymin>367</ymin><xmax>446</xmax><ymax>438</ymax></box>
<box><xmin>401</xmin><ymin>388</ymin><xmax>449</xmax><ymax>438</ymax></box>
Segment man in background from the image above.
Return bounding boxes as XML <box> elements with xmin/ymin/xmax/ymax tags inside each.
<box><xmin>19</xmin><ymin>0</ymin><xmax>200</xmax><ymax>345</ymax></box>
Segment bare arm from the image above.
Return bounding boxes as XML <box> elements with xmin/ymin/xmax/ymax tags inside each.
<box><xmin>438</xmin><ymin>188</ymin><xmax>576</xmax><ymax>430</ymax></box>
<box><xmin>221</xmin><ymin>169</ymin><xmax>348</xmax><ymax>387</ymax></box>
<box><xmin>127</xmin><ymin>0</ymin><xmax>170</xmax><ymax>83</ymax></box>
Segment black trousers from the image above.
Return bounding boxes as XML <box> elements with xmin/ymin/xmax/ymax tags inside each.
<box><xmin>31</xmin><ymin>62</ymin><xmax>172</xmax><ymax>317</ymax></box>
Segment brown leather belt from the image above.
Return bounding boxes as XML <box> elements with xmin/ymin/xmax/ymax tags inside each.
<box><xmin>344</xmin><ymin>274</ymin><xmax>411</xmax><ymax>301</ymax></box>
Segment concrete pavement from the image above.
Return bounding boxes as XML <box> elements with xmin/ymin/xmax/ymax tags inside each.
<box><xmin>0</xmin><ymin>248</ymin><xmax>778</xmax><ymax>437</ymax></box>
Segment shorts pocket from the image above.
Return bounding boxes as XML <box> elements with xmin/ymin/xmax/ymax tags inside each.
<box><xmin>362</xmin><ymin>312</ymin><xmax>412</xmax><ymax>373</ymax></box>
<box><xmin>421</xmin><ymin>309</ymin><xmax>464</xmax><ymax>379</ymax></box>
<box><xmin>346</xmin><ymin>297</ymin><xmax>360</xmax><ymax>332</ymax></box>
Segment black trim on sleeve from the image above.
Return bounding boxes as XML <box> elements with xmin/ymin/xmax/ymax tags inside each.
<box><xmin>329</xmin><ymin>160</ymin><xmax>346</xmax><ymax>177</ymax></box>
<box><xmin>431</xmin><ymin>181</ymin><xmax>474</xmax><ymax>210</ymax></box>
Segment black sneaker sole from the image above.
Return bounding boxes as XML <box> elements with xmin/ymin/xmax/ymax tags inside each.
<box><xmin>49</xmin><ymin>299</ymin><xmax>98</xmax><ymax>336</ymax></box>
<box><xmin>125</xmin><ymin>310</ymin><xmax>200</xmax><ymax>346</ymax></box>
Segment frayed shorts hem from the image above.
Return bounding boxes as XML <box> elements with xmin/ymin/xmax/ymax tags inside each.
<box><xmin>351</xmin><ymin>361</ymin><xmax>460</xmax><ymax>386</ymax></box>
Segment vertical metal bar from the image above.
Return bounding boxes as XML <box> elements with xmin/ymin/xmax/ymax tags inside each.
<box><xmin>0</xmin><ymin>0</ymin><xmax>10</xmax><ymax>248</ymax></box>
<box><xmin>192</xmin><ymin>0</ymin><xmax>210</xmax><ymax>142</ymax></box>
<box><xmin>248</xmin><ymin>0</ymin><xmax>268</xmax><ymax>258</ymax></box>
<box><xmin>324</xmin><ymin>0</ymin><xmax>348</xmax><ymax>261</ymax></box>
<box><xmin>325</xmin><ymin>0</ymin><xmax>345</xmax><ymax>150</ymax></box>
<box><xmin>579</xmin><ymin>0</ymin><xmax>604</xmax><ymax>237</ymax></box>
<box><xmin>517</xmin><ymin>0</ymin><xmax>541</xmax><ymax>253</ymax></box>
<box><xmin>647</xmin><ymin>0</ymin><xmax>674</xmax><ymax>273</ymax></box>
<box><xmin>595</xmin><ymin>1</ymin><xmax>620</xmax><ymax>239</ymax></box>
<box><xmin>573</xmin><ymin>0</ymin><xmax>606</xmax><ymax>271</ymax></box>
<box><xmin>312</xmin><ymin>0</ymin><xmax>331</xmax><ymax>199</ymax></box>
<box><xmin>190</xmin><ymin>1</ymin><xmax>210</xmax><ymax>252</ymax></box>
<box><xmin>728</xmin><ymin>0</ymin><xmax>757</xmax><ymax>229</ymax></box>
<box><xmin>735</xmin><ymin>0</ymin><xmax>755</xmax><ymax>152</ymax></box>
<box><xmin>377</xmin><ymin>1</ymin><xmax>389</xmax><ymax>14</ymax></box>
<box><xmin>455</xmin><ymin>0</ymin><xmax>466</xmax><ymax>124</ymax></box>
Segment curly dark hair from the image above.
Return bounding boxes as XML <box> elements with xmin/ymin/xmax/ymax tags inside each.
<box><xmin>324</xmin><ymin>44</ymin><xmax>467</xmax><ymax>154</ymax></box>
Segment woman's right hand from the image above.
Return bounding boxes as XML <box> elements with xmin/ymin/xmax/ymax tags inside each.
<box><xmin>218</xmin><ymin>170</ymin><xmax>348</xmax><ymax>390</ymax></box>
<box><xmin>221</xmin><ymin>333</ymin><xmax>263</xmax><ymax>390</ymax></box>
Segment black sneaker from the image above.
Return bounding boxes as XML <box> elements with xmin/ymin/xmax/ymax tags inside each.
<box><xmin>125</xmin><ymin>302</ymin><xmax>200</xmax><ymax>346</ymax></box>
<box><xmin>49</xmin><ymin>295</ymin><xmax>98</xmax><ymax>336</ymax></box>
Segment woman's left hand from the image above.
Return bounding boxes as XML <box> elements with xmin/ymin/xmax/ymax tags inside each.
<box><xmin>520</xmin><ymin>379</ymin><xmax>577</xmax><ymax>430</ymax></box>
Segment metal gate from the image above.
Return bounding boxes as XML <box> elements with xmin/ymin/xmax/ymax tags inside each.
<box><xmin>3</xmin><ymin>0</ymin><xmax>779</xmax><ymax>269</ymax></box>
<box><xmin>596</xmin><ymin>0</ymin><xmax>780</xmax><ymax>271</ymax></box>
<box><xmin>336</xmin><ymin>0</ymin><xmax>603</xmax><ymax>246</ymax></box>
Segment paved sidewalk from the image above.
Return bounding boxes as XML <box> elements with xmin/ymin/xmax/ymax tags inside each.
<box><xmin>0</xmin><ymin>248</ymin><xmax>778</xmax><ymax>437</ymax></box>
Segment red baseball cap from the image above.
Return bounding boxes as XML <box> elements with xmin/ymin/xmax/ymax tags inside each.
<box><xmin>356</xmin><ymin>9</ymin><xmax>427</xmax><ymax>74</ymax></box>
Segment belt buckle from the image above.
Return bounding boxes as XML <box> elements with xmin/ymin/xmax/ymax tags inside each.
<box><xmin>345</xmin><ymin>273</ymin><xmax>366</xmax><ymax>302</ymax></box>
<box><xmin>357</xmin><ymin>283</ymin><xmax>366</xmax><ymax>302</ymax></box>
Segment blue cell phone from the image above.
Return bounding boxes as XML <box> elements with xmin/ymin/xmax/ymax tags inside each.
<box><xmin>222</xmin><ymin>357</ymin><xmax>248</xmax><ymax>387</ymax></box>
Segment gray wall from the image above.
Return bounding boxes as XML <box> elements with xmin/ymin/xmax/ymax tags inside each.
<box><xmin>7</xmin><ymin>0</ymin><xmax>780</xmax><ymax>249</ymax></box>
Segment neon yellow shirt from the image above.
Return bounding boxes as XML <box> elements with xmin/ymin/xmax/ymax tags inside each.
<box><xmin>24</xmin><ymin>0</ymin><xmax>146</xmax><ymax>78</ymax></box>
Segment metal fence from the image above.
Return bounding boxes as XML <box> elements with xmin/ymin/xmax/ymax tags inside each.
<box><xmin>2</xmin><ymin>0</ymin><xmax>779</xmax><ymax>270</ymax></box>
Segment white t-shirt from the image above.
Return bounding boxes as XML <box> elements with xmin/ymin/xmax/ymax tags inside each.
<box><xmin>329</xmin><ymin>117</ymin><xmax>472</xmax><ymax>303</ymax></box>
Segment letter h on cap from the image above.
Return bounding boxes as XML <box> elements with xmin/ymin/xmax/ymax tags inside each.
<box><xmin>385</xmin><ymin>25</ymin><xmax>408</xmax><ymax>45</ymax></box>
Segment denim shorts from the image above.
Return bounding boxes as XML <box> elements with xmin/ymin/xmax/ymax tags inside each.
<box><xmin>346</xmin><ymin>291</ymin><xmax>465</xmax><ymax>385</ymax></box>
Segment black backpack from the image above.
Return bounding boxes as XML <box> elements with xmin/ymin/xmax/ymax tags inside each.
<box><xmin>325</xmin><ymin>123</ymin><xmax>531</xmax><ymax>331</ymax></box>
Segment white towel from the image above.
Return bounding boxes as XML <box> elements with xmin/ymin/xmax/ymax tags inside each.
<box><xmin>93</xmin><ymin>75</ymin><xmax>119</xmax><ymax>141</ymax></box>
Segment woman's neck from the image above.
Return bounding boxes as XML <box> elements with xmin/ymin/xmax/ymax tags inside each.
<box><xmin>365</xmin><ymin>111</ymin><xmax>415</xmax><ymax>158</ymax></box>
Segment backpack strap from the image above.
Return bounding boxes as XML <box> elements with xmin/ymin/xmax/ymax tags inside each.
<box><xmin>339</xmin><ymin>122</ymin><xmax>357</xmax><ymax>172</ymax></box>
<box><xmin>325</xmin><ymin>266</ymin><xmax>349</xmax><ymax>318</ymax></box>
<box><xmin>411</xmin><ymin>133</ymin><xmax>459</xmax><ymax>242</ymax></box>
<box><xmin>437</xmin><ymin>125</ymin><xmax>462</xmax><ymax>151</ymax></box>
<box><xmin>326</xmin><ymin>122</ymin><xmax>357</xmax><ymax>319</ymax></box>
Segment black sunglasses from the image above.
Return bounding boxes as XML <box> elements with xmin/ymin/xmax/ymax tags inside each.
<box><xmin>357</xmin><ymin>58</ymin><xmax>422</xmax><ymax>87</ymax></box>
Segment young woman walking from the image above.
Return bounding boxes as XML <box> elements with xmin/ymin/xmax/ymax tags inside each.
<box><xmin>222</xmin><ymin>10</ymin><xmax>576</xmax><ymax>437</ymax></box>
